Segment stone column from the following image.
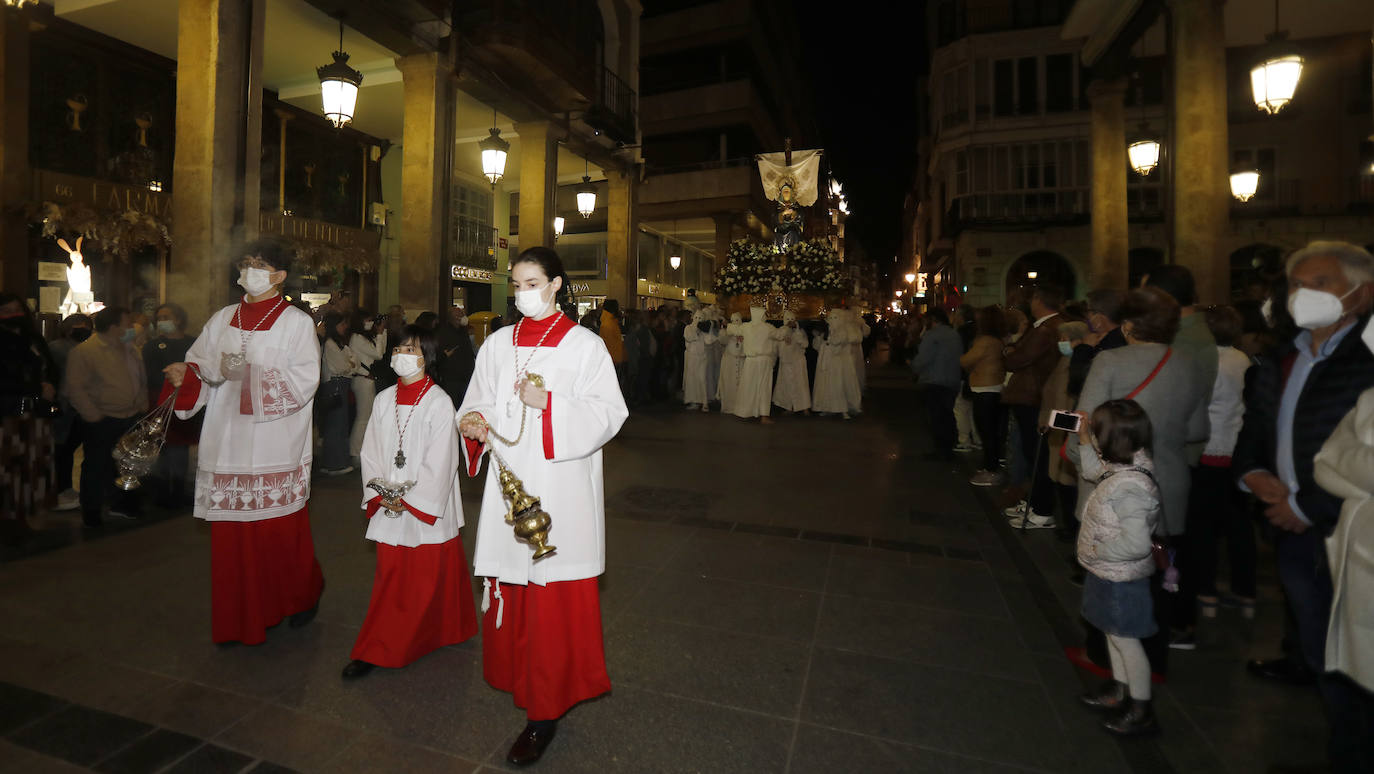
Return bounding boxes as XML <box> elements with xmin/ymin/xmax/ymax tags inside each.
<box><xmin>713</xmin><ymin>212</ymin><xmax>734</xmax><ymax>267</ymax></box>
<box><xmin>515</xmin><ymin>120</ymin><xmax>557</xmax><ymax>251</ymax></box>
<box><xmin>1087</xmin><ymin>78</ymin><xmax>1129</xmax><ymax>291</ymax></box>
<box><xmin>606</xmin><ymin>168</ymin><xmax>636</xmax><ymax>305</ymax></box>
<box><xmin>396</xmin><ymin>52</ymin><xmax>453</xmax><ymax>314</ymax></box>
<box><xmin>170</xmin><ymin>0</ymin><xmax>263</xmax><ymax>329</ymax></box>
<box><xmin>1169</xmin><ymin>0</ymin><xmax>1230</xmax><ymax>303</ymax></box>
<box><xmin>0</xmin><ymin>9</ymin><xmax>31</xmax><ymax>297</ymax></box>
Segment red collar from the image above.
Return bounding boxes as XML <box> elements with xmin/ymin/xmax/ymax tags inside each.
<box><xmin>513</xmin><ymin>313</ymin><xmax>576</xmax><ymax>347</ymax></box>
<box><xmin>395</xmin><ymin>375</ymin><xmax>434</xmax><ymax>405</ymax></box>
<box><xmin>232</xmin><ymin>294</ymin><xmax>288</xmax><ymax>331</ymax></box>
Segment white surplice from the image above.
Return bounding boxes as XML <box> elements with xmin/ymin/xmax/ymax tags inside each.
<box><xmin>682</xmin><ymin>323</ymin><xmax>718</xmax><ymax>406</ymax></box>
<box><xmin>773</xmin><ymin>326</ymin><xmax>811</xmax><ymax>412</ymax></box>
<box><xmin>458</xmin><ymin>322</ymin><xmax>628</xmax><ymax>586</ymax></box>
<box><xmin>733</xmin><ymin>319</ymin><xmax>784</xmax><ymax>418</ymax></box>
<box><xmin>717</xmin><ymin>322</ymin><xmax>744</xmax><ymax>413</ymax></box>
<box><xmin>359</xmin><ymin>382</ymin><xmax>464</xmax><ymax>548</ymax></box>
<box><xmin>177</xmin><ymin>301</ymin><xmax>320</xmax><ymax>522</ymax></box>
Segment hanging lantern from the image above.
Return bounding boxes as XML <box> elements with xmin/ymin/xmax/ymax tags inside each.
<box><xmin>1251</xmin><ymin>55</ymin><xmax>1303</xmax><ymax>115</ymax></box>
<box><xmin>479</xmin><ymin>107</ymin><xmax>509</xmax><ymax>185</ymax></box>
<box><xmin>1127</xmin><ymin>138</ymin><xmax>1161</xmax><ymax>176</ymax></box>
<box><xmin>903</xmin><ymin>272</ymin><xmax>916</xmax><ymax>284</ymax></box>
<box><xmin>317</xmin><ymin>20</ymin><xmax>362</xmax><ymax>129</ymax></box>
<box><xmin>1230</xmin><ymin>170</ymin><xmax>1260</xmax><ymax>202</ymax></box>
<box><xmin>553</xmin><ymin>216</ymin><xmax>565</xmax><ymax>240</ymax></box>
<box><xmin>575</xmin><ymin>176</ymin><xmax>597</xmax><ymax>218</ymax></box>
<box><xmin>669</xmin><ymin>254</ymin><xmax>682</xmax><ymax>270</ymax></box>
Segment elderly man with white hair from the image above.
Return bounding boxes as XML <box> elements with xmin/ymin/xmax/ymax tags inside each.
<box><xmin>1232</xmin><ymin>240</ymin><xmax>1374</xmax><ymax>772</ymax></box>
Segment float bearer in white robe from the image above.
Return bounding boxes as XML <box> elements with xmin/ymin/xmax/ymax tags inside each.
<box><xmin>733</xmin><ymin>306</ymin><xmax>785</xmax><ymax>422</ymax></box>
<box><xmin>811</xmin><ymin>311</ymin><xmax>863</xmax><ymax>419</ymax></box>
<box><xmin>457</xmin><ymin>247</ymin><xmax>628</xmax><ymax>768</ymax></box>
<box><xmin>683</xmin><ymin>309</ymin><xmax>718</xmax><ymax>411</ymax></box>
<box><xmin>343</xmin><ymin>324</ymin><xmax>478</xmax><ymax>680</ymax></box>
<box><xmin>161</xmin><ymin>238</ymin><xmax>325</xmax><ymax>645</ymax></box>
<box><xmin>703</xmin><ymin>306</ymin><xmax>723</xmax><ymax>404</ymax></box>
<box><xmin>717</xmin><ymin>312</ymin><xmax>745</xmax><ymax>414</ymax></box>
<box><xmin>773</xmin><ymin>311</ymin><xmax>811</xmax><ymax>414</ymax></box>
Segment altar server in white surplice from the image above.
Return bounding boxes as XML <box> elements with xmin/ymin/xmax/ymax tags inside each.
<box><xmin>773</xmin><ymin>311</ymin><xmax>811</xmax><ymax>413</ymax></box>
<box><xmin>457</xmin><ymin>247</ymin><xmax>628</xmax><ymax>768</ymax></box>
<box><xmin>733</xmin><ymin>306</ymin><xmax>785</xmax><ymax>421</ymax></box>
<box><xmin>343</xmin><ymin>324</ymin><xmax>478</xmax><ymax>681</ymax></box>
<box><xmin>717</xmin><ymin>312</ymin><xmax>745</xmax><ymax>414</ymax></box>
<box><xmin>683</xmin><ymin>309</ymin><xmax>718</xmax><ymax>411</ymax></box>
<box><xmin>160</xmin><ymin>238</ymin><xmax>324</xmax><ymax>646</ymax></box>
<box><xmin>811</xmin><ymin>311</ymin><xmax>863</xmax><ymax>419</ymax></box>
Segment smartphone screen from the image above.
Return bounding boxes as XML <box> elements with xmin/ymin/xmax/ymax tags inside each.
<box><xmin>1050</xmin><ymin>411</ymin><xmax>1080</xmax><ymax>432</ymax></box>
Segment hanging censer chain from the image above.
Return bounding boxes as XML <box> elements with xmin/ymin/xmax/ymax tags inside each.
<box><xmin>392</xmin><ymin>379</ymin><xmax>435</xmax><ymax>468</ymax></box>
<box><xmin>473</xmin><ymin>373</ymin><xmax>544</xmax><ymax>447</ymax></box>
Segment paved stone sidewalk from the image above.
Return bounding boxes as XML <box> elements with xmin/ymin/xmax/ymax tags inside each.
<box><xmin>0</xmin><ymin>357</ymin><xmax>1323</xmax><ymax>773</ymax></box>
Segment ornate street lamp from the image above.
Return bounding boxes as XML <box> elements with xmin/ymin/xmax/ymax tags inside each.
<box><xmin>1250</xmin><ymin>2</ymin><xmax>1303</xmax><ymax>115</ymax></box>
<box><xmin>903</xmin><ymin>272</ymin><xmax>916</xmax><ymax>284</ymax></box>
<box><xmin>575</xmin><ymin>159</ymin><xmax>597</xmax><ymax>218</ymax></box>
<box><xmin>317</xmin><ymin>19</ymin><xmax>362</xmax><ymax>129</ymax></box>
<box><xmin>479</xmin><ymin>108</ymin><xmax>509</xmax><ymax>186</ymax></box>
<box><xmin>669</xmin><ymin>254</ymin><xmax>681</xmax><ymax>270</ymax></box>
<box><xmin>1230</xmin><ymin>170</ymin><xmax>1260</xmax><ymax>202</ymax></box>
<box><xmin>553</xmin><ymin>216</ymin><xmax>565</xmax><ymax>240</ymax></box>
<box><xmin>1127</xmin><ymin>138</ymin><xmax>1161</xmax><ymax>176</ymax></box>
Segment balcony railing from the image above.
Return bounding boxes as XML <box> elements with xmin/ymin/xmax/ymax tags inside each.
<box><xmin>450</xmin><ymin>214</ymin><xmax>497</xmax><ymax>271</ymax></box>
<box><xmin>585</xmin><ymin>65</ymin><xmax>638</xmax><ymax>143</ymax></box>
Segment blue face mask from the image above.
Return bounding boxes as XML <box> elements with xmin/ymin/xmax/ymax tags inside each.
<box><xmin>1057</xmin><ymin>340</ymin><xmax>1074</xmax><ymax>357</ymax></box>
<box><xmin>120</xmin><ymin>327</ymin><xmax>138</xmax><ymax>343</ymax></box>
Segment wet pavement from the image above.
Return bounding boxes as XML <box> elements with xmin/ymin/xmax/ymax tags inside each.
<box><xmin>0</xmin><ymin>348</ymin><xmax>1327</xmax><ymax>773</ymax></box>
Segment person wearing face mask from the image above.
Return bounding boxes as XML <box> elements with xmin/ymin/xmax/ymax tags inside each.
<box><xmin>64</xmin><ymin>305</ymin><xmax>147</xmax><ymax>528</ymax></box>
<box><xmin>457</xmin><ymin>247</ymin><xmax>627</xmax><ymax>767</ymax></box>
<box><xmin>159</xmin><ymin>238</ymin><xmax>325</xmax><ymax>645</ymax></box>
<box><xmin>0</xmin><ymin>293</ymin><xmax>59</xmax><ymax>541</ymax></box>
<box><xmin>1231</xmin><ymin>242</ymin><xmax>1374</xmax><ymax>773</ymax></box>
<box><xmin>343</xmin><ymin>324</ymin><xmax>478</xmax><ymax>680</ymax></box>
<box><xmin>434</xmin><ymin>305</ymin><xmax>476</xmax><ymax>411</ymax></box>
<box><xmin>141</xmin><ymin>303</ymin><xmax>198</xmax><ymax>508</ymax></box>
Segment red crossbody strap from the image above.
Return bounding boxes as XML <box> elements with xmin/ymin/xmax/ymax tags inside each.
<box><xmin>1126</xmin><ymin>348</ymin><xmax>1172</xmax><ymax>400</ymax></box>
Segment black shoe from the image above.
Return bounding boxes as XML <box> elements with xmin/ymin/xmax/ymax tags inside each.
<box><xmin>1246</xmin><ymin>657</ymin><xmax>1315</xmax><ymax>685</ymax></box>
<box><xmin>1102</xmin><ymin>698</ymin><xmax>1159</xmax><ymax>736</ymax></box>
<box><xmin>506</xmin><ymin>720</ymin><xmax>557</xmax><ymax>766</ymax></box>
<box><xmin>1079</xmin><ymin>679</ymin><xmax>1127</xmax><ymax>712</ymax></box>
<box><xmin>289</xmin><ymin>580</ymin><xmax>324</xmax><ymax>628</ymax></box>
<box><xmin>341</xmin><ymin>660</ymin><xmax>375</xmax><ymax>679</ymax></box>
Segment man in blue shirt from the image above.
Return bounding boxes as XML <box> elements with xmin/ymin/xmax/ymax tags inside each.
<box><xmin>910</xmin><ymin>308</ymin><xmax>963</xmax><ymax>461</ymax></box>
<box><xmin>1233</xmin><ymin>241</ymin><xmax>1374</xmax><ymax>773</ymax></box>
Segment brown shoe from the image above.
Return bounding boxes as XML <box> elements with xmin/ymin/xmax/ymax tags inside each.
<box><xmin>506</xmin><ymin>721</ymin><xmax>557</xmax><ymax>766</ymax></box>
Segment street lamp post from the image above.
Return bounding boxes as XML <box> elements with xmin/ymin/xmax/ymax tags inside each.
<box><xmin>317</xmin><ymin>19</ymin><xmax>362</xmax><ymax>129</ymax></box>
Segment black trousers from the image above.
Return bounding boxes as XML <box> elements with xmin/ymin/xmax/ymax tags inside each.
<box><xmin>1177</xmin><ymin>464</ymin><xmax>1257</xmax><ymax>629</ymax></box>
<box><xmin>970</xmin><ymin>392</ymin><xmax>1005</xmax><ymax>472</ymax></box>
<box><xmin>80</xmin><ymin>415</ymin><xmax>141</xmax><ymax>525</ymax></box>
<box><xmin>55</xmin><ymin>415</ymin><xmax>86</xmax><ymax>492</ymax></box>
<box><xmin>1008</xmin><ymin>403</ymin><xmax>1040</xmax><ymax>482</ymax></box>
<box><xmin>921</xmin><ymin>384</ymin><xmax>958</xmax><ymax>458</ymax></box>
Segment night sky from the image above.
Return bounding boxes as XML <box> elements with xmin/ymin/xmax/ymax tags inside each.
<box><xmin>799</xmin><ymin>1</ymin><xmax>927</xmax><ymax>283</ymax></box>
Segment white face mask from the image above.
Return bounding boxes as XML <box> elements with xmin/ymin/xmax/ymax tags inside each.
<box><xmin>238</xmin><ymin>267</ymin><xmax>275</xmax><ymax>297</ymax></box>
<box><xmin>514</xmin><ymin>285</ymin><xmax>553</xmax><ymax>318</ymax></box>
<box><xmin>458</xmin><ymin>315</ymin><xmax>469</xmax><ymax>327</ymax></box>
<box><xmin>156</xmin><ymin>320</ymin><xmax>176</xmax><ymax>335</ymax></box>
<box><xmin>1287</xmin><ymin>286</ymin><xmax>1357</xmax><ymax>331</ymax></box>
<box><xmin>1362</xmin><ymin>317</ymin><xmax>1374</xmax><ymax>357</ymax></box>
<box><xmin>390</xmin><ymin>353</ymin><xmax>423</xmax><ymax>378</ymax></box>
<box><xmin>1260</xmin><ymin>298</ymin><xmax>1274</xmax><ymax>327</ymax></box>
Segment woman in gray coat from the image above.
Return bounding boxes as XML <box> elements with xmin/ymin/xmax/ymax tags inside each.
<box><xmin>1067</xmin><ymin>287</ymin><xmax>1208</xmax><ymax>674</ymax></box>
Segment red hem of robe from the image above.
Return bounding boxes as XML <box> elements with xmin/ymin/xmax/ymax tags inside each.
<box><xmin>350</xmin><ymin>538</ymin><xmax>478</xmax><ymax>668</ymax></box>
<box><xmin>364</xmin><ymin>495</ymin><xmax>437</xmax><ymax>525</ymax></box>
<box><xmin>210</xmin><ymin>506</ymin><xmax>325</xmax><ymax>645</ymax></box>
<box><xmin>464</xmin><ymin>422</ymin><xmax>485</xmax><ymax>478</ymax></box>
<box><xmin>482</xmin><ymin>578</ymin><xmax>610</xmax><ymax>721</ymax></box>
<box><xmin>542</xmin><ymin>392</ymin><xmax>554</xmax><ymax>459</ymax></box>
<box><xmin>161</xmin><ymin>365</ymin><xmax>203</xmax><ymax>411</ymax></box>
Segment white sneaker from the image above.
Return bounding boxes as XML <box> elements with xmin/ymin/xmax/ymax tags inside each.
<box><xmin>1009</xmin><ymin>511</ymin><xmax>1057</xmax><ymax>529</ymax></box>
<box><xmin>54</xmin><ymin>489</ymin><xmax>80</xmax><ymax>512</ymax></box>
<box><xmin>1002</xmin><ymin>500</ymin><xmax>1028</xmax><ymax>518</ymax></box>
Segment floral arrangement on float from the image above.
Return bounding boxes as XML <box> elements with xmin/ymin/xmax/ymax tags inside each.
<box><xmin>714</xmin><ymin>238</ymin><xmax>847</xmax><ymax>319</ymax></box>
<box><xmin>31</xmin><ymin>200</ymin><xmax>173</xmax><ymax>260</ymax></box>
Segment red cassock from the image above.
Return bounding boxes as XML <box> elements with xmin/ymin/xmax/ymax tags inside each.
<box><xmin>350</xmin><ymin>537</ymin><xmax>478</xmax><ymax>667</ymax></box>
<box><xmin>210</xmin><ymin>509</ymin><xmax>324</xmax><ymax>645</ymax></box>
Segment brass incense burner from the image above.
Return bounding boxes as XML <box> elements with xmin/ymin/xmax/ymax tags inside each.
<box><xmin>494</xmin><ymin>455</ymin><xmax>556</xmax><ymax>560</ymax></box>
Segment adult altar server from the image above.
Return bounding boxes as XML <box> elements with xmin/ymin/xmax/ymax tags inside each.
<box><xmin>773</xmin><ymin>311</ymin><xmax>811</xmax><ymax>414</ymax></box>
<box><xmin>162</xmin><ymin>238</ymin><xmax>325</xmax><ymax>645</ymax></box>
<box><xmin>343</xmin><ymin>324</ymin><xmax>478</xmax><ymax>680</ymax></box>
<box><xmin>683</xmin><ymin>309</ymin><xmax>718</xmax><ymax>411</ymax></box>
<box><xmin>457</xmin><ymin>247</ymin><xmax>628</xmax><ymax>767</ymax></box>
<box><xmin>733</xmin><ymin>306</ymin><xmax>785</xmax><ymax>422</ymax></box>
<box><xmin>717</xmin><ymin>312</ymin><xmax>745</xmax><ymax>414</ymax></box>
